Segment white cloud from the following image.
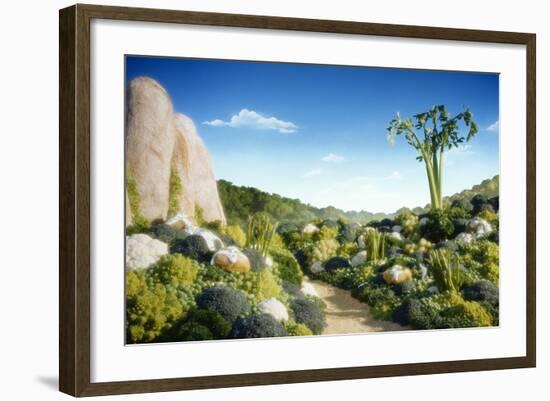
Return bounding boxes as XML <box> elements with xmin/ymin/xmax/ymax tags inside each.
<box><xmin>302</xmin><ymin>168</ymin><xmax>323</xmax><ymax>178</ymax></box>
<box><xmin>384</xmin><ymin>171</ymin><xmax>402</xmax><ymax>180</ymax></box>
<box><xmin>448</xmin><ymin>144</ymin><xmax>474</xmax><ymax>155</ymax></box>
<box><xmin>487</xmin><ymin>120</ymin><xmax>499</xmax><ymax>132</ymax></box>
<box><xmin>321</xmin><ymin>153</ymin><xmax>346</xmax><ymax>163</ymax></box>
<box><xmin>203</xmin><ymin>108</ymin><xmax>298</xmax><ymax>133</ymax></box>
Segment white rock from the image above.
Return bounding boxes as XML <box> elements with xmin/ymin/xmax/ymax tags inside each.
<box><xmin>389</xmin><ymin>231</ymin><xmax>404</xmax><ymax>241</ymax></box>
<box><xmin>184</xmin><ymin>227</ymin><xmax>224</xmax><ymax>251</ymax></box>
<box><xmin>357</xmin><ymin>234</ymin><xmax>366</xmax><ymax>249</ymax></box>
<box><xmin>392</xmin><ymin>225</ymin><xmax>403</xmax><ymax>233</ymax></box>
<box><xmin>302</xmin><ymin>223</ymin><xmax>320</xmax><ymax>234</ymax></box>
<box><xmin>258</xmin><ymin>298</ymin><xmax>289</xmax><ymax>322</ymax></box>
<box><xmin>351</xmin><ymin>250</ymin><xmax>368</xmax><ymax>267</ymax></box>
<box><xmin>467</xmin><ymin>218</ymin><xmax>493</xmax><ymax>238</ymax></box>
<box><xmin>455</xmin><ymin>232</ymin><xmax>474</xmax><ymax>244</ymax></box>
<box><xmin>126</xmin><ymin>233</ymin><xmax>168</xmax><ymax>270</ymax></box>
<box><xmin>310</xmin><ymin>260</ymin><xmax>324</xmax><ymax>273</ymax></box>
<box><xmin>264</xmin><ymin>255</ymin><xmax>273</xmax><ymax>268</ymax></box>
<box><xmin>301</xmin><ymin>282</ymin><xmax>319</xmax><ymax>297</ymax></box>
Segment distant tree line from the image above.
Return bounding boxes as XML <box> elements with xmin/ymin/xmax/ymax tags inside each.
<box><xmin>217</xmin><ymin>175</ymin><xmax>499</xmax><ymax>228</ymax></box>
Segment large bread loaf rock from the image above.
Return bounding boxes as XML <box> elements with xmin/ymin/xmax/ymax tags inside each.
<box><xmin>125</xmin><ymin>77</ymin><xmax>226</xmax><ymax>226</ymax></box>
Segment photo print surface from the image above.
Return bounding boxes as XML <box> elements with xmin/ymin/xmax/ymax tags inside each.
<box><xmin>124</xmin><ymin>56</ymin><xmax>500</xmax><ymax>344</ymax></box>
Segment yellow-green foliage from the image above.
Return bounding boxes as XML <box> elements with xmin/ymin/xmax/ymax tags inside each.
<box><xmin>461</xmin><ymin>240</ymin><xmax>499</xmax><ymax>283</ymax></box>
<box><xmin>395</xmin><ymin>210</ymin><xmax>419</xmax><ymax>236</ymax></box>
<box><xmin>221</xmin><ymin>224</ymin><xmax>247</xmax><ymax>247</ymax></box>
<box><xmin>478</xmin><ymin>209</ymin><xmax>499</xmax><ymax>225</ymax></box>
<box><xmin>126</xmin><ymin>169</ymin><xmax>150</xmax><ymax>231</ymax></box>
<box><xmin>257</xmin><ymin>269</ymin><xmax>282</xmax><ymax>301</ymax></box>
<box><xmin>445</xmin><ymin>293</ymin><xmax>493</xmax><ymax>326</ymax></box>
<box><xmin>246</xmin><ymin>213</ymin><xmax>278</xmax><ymax>257</ymax></box>
<box><xmin>337</xmin><ymin>242</ymin><xmax>359</xmax><ymax>258</ymax></box>
<box><xmin>353</xmin><ymin>265</ymin><xmax>375</xmax><ymax>285</ymax></box>
<box><xmin>236</xmin><ymin>269</ymin><xmax>284</xmax><ymax>303</ymax></box>
<box><xmin>269</xmin><ymin>232</ymin><xmax>286</xmax><ymax>251</ymax></box>
<box><xmin>427</xmin><ymin>248</ymin><xmax>465</xmax><ymax>293</ymax></box>
<box><xmin>365</xmin><ymin>229</ymin><xmax>385</xmax><ymax>262</ymax></box>
<box><xmin>285</xmin><ymin>321</ymin><xmax>313</xmax><ymax>336</ymax></box>
<box><xmin>305</xmin><ymin>239</ymin><xmax>339</xmax><ymax>264</ymax></box>
<box><xmin>167</xmin><ymin>168</ymin><xmax>182</xmax><ymax>218</ymax></box>
<box><xmin>195</xmin><ymin>204</ymin><xmax>205</xmax><ymax>226</ymax></box>
<box><xmin>126</xmin><ymin>270</ymin><xmax>187</xmax><ymax>343</ymax></box>
<box><xmin>313</xmin><ymin>225</ymin><xmax>338</xmax><ymax>241</ymax></box>
<box><xmin>272</xmin><ymin>248</ymin><xmax>303</xmax><ymax>286</ymax></box>
<box><xmin>148</xmin><ymin>254</ymin><xmax>199</xmax><ymax>287</ymax></box>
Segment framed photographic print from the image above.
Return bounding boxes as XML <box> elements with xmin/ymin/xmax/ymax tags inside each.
<box><xmin>59</xmin><ymin>4</ymin><xmax>536</xmax><ymax>397</ymax></box>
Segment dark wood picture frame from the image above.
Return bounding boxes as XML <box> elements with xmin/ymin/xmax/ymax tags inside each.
<box><xmin>59</xmin><ymin>3</ymin><xmax>536</xmax><ymax>397</ymax></box>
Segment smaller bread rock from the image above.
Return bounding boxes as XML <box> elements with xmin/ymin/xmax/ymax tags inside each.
<box><xmin>302</xmin><ymin>223</ymin><xmax>320</xmax><ymax>235</ymax></box>
<box><xmin>301</xmin><ymin>282</ymin><xmax>319</xmax><ymax>298</ymax></box>
<box><xmin>211</xmin><ymin>246</ymin><xmax>251</xmax><ymax>273</ymax></box>
<box><xmin>383</xmin><ymin>264</ymin><xmax>413</xmax><ymax>285</ymax></box>
<box><xmin>258</xmin><ymin>298</ymin><xmax>289</xmax><ymax>322</ymax></box>
<box><xmin>351</xmin><ymin>250</ymin><xmax>368</xmax><ymax>267</ymax></box>
<box><xmin>126</xmin><ymin>233</ymin><xmax>168</xmax><ymax>270</ymax></box>
<box><xmin>310</xmin><ymin>260</ymin><xmax>324</xmax><ymax>274</ymax></box>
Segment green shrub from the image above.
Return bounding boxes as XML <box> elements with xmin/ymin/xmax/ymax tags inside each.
<box><xmin>170</xmin><ymin>235</ymin><xmax>213</xmax><ymax>263</ymax></box>
<box><xmin>125</xmin><ymin>169</ymin><xmax>150</xmax><ymax>233</ymax></box>
<box><xmin>246</xmin><ymin>213</ymin><xmax>278</xmax><ymax>258</ymax></box>
<box><xmin>196</xmin><ymin>286</ymin><xmax>251</xmax><ymax>322</ymax></box>
<box><xmin>443</xmin><ymin>299</ymin><xmax>493</xmax><ymax>327</ymax></box>
<box><xmin>167</xmin><ymin>168</ymin><xmax>182</xmax><ymax>218</ymax></box>
<box><xmin>324</xmin><ymin>256</ymin><xmax>352</xmax><ymax>272</ymax></box>
<box><xmin>180</xmin><ymin>308</ymin><xmax>231</xmax><ymax>339</ymax></box>
<box><xmin>319</xmin><ymin>267</ymin><xmax>356</xmax><ymax>289</ymax></box>
<box><xmin>285</xmin><ymin>321</ymin><xmax>313</xmax><ymax>336</ymax></box>
<box><xmin>337</xmin><ymin>242</ymin><xmax>359</xmax><ymax>258</ymax></box>
<box><xmin>313</xmin><ymin>225</ymin><xmax>339</xmax><ymax>241</ymax></box>
<box><xmin>395</xmin><ymin>210</ymin><xmax>419</xmax><ymax>236</ymax></box>
<box><xmin>427</xmin><ymin>248</ymin><xmax>466</xmax><ymax>293</ymax></box>
<box><xmin>272</xmin><ymin>248</ymin><xmax>303</xmax><ymax>286</ymax></box>
<box><xmin>303</xmin><ymin>239</ymin><xmax>339</xmax><ymax>266</ymax></box>
<box><xmin>463</xmin><ymin>280</ymin><xmax>499</xmax><ymax>304</ymax></box>
<box><xmin>173</xmin><ymin>322</ymin><xmax>213</xmax><ymax>341</ymax></box>
<box><xmin>148</xmin><ymin>254</ymin><xmax>199</xmax><ymax>287</ymax></box>
<box><xmin>231</xmin><ymin>314</ymin><xmax>288</xmax><ymax>338</ymax></box>
<box><xmin>460</xmin><ymin>240</ymin><xmax>499</xmax><ymax>283</ymax></box>
<box><xmin>126</xmin><ymin>271</ymin><xmax>187</xmax><ymax>343</ymax></box>
<box><xmin>420</xmin><ymin>209</ymin><xmax>454</xmax><ymax>242</ymax></box>
<box><xmin>290</xmin><ymin>298</ymin><xmax>326</xmax><ymax>334</ymax></box>
<box><xmin>362</xmin><ymin>286</ymin><xmax>401</xmax><ymax>320</ymax></box>
<box><xmin>364</xmin><ymin>229</ymin><xmax>386</xmax><ymax>262</ymax></box>
<box><xmin>195</xmin><ymin>204</ymin><xmax>205</xmax><ymax>226</ymax></box>
<box><xmin>146</xmin><ymin>224</ymin><xmax>187</xmax><ymax>244</ymax></box>
<box><xmin>221</xmin><ymin>224</ymin><xmax>247</xmax><ymax>247</ymax></box>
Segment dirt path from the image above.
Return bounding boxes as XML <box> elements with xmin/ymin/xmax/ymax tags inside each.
<box><xmin>304</xmin><ymin>276</ymin><xmax>408</xmax><ymax>334</ymax></box>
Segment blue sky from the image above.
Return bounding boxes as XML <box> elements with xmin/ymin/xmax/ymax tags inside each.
<box><xmin>126</xmin><ymin>56</ymin><xmax>499</xmax><ymax>213</ymax></box>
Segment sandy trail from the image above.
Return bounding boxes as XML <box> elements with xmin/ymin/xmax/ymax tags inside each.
<box><xmin>304</xmin><ymin>276</ymin><xmax>409</xmax><ymax>334</ymax></box>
